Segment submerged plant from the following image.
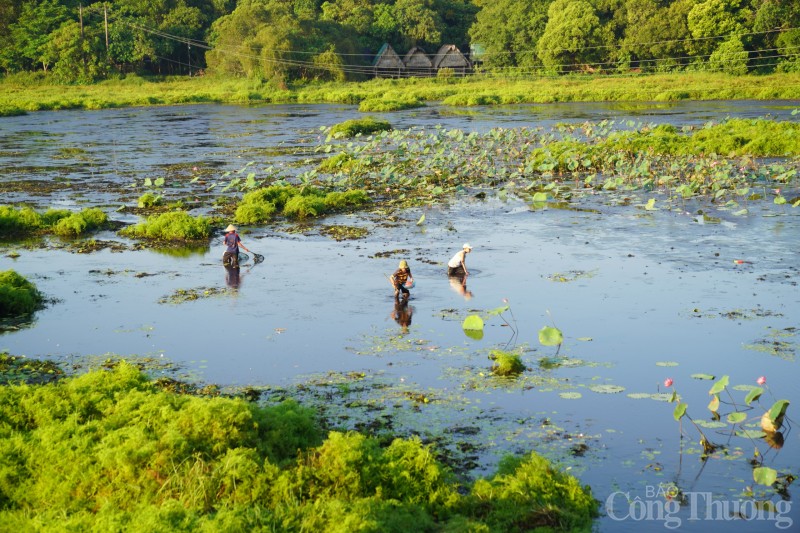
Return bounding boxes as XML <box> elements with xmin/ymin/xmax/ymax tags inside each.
<box><xmin>0</xmin><ymin>364</ymin><xmax>599</xmax><ymax>530</ymax></box>
<box><xmin>119</xmin><ymin>211</ymin><xmax>211</xmax><ymax>242</ymax></box>
<box><xmin>0</xmin><ymin>270</ymin><xmax>44</xmax><ymax>319</ymax></box>
<box><xmin>329</xmin><ymin>116</ymin><xmax>391</xmax><ymax>138</ymax></box>
<box><xmin>52</xmin><ymin>208</ymin><xmax>109</xmax><ymax>237</ymax></box>
<box><xmin>489</xmin><ymin>350</ymin><xmax>526</xmax><ymax>377</ymax></box>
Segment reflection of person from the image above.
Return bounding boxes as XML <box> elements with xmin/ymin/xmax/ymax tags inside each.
<box><xmin>222</xmin><ymin>224</ymin><xmax>251</xmax><ymax>268</ymax></box>
<box><xmin>447</xmin><ymin>243</ymin><xmax>472</xmax><ymax>277</ymax></box>
<box><xmin>449</xmin><ymin>275</ymin><xmax>473</xmax><ymax>300</ymax></box>
<box><xmin>391</xmin><ymin>260</ymin><xmax>413</xmax><ymax>300</ymax></box>
<box><xmin>225</xmin><ymin>265</ymin><xmax>241</xmax><ymax>289</ymax></box>
<box><xmin>391</xmin><ymin>298</ymin><xmax>413</xmax><ymax>333</ymax></box>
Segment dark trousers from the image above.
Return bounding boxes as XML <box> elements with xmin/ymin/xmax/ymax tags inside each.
<box><xmin>448</xmin><ymin>265</ymin><xmax>465</xmax><ymax>276</ymax></box>
<box><xmin>223</xmin><ymin>251</ymin><xmax>239</xmax><ymax>268</ymax></box>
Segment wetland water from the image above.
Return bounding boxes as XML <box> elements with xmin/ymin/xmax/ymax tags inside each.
<box><xmin>1</xmin><ymin>101</ymin><xmax>799</xmax><ymax>531</ymax></box>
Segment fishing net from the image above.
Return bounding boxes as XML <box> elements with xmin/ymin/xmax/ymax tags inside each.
<box><xmin>236</xmin><ymin>252</ymin><xmax>264</xmax><ymax>266</ymax></box>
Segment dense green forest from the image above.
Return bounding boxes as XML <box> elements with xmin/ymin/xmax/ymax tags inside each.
<box><xmin>0</xmin><ymin>0</ymin><xmax>798</xmax><ymax>84</ymax></box>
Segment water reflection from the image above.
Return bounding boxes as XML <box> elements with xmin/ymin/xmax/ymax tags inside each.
<box><xmin>391</xmin><ymin>298</ymin><xmax>413</xmax><ymax>334</ymax></box>
<box><xmin>448</xmin><ymin>274</ymin><xmax>473</xmax><ymax>300</ymax></box>
<box><xmin>224</xmin><ymin>265</ymin><xmax>242</xmax><ymax>290</ymax></box>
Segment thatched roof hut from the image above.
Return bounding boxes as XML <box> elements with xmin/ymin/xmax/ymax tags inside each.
<box><xmin>432</xmin><ymin>44</ymin><xmax>471</xmax><ymax>72</ymax></box>
<box><xmin>403</xmin><ymin>47</ymin><xmax>433</xmax><ymax>75</ymax></box>
<box><xmin>373</xmin><ymin>43</ymin><xmax>405</xmax><ymax>78</ymax></box>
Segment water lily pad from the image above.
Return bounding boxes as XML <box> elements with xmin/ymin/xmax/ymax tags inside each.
<box><xmin>559</xmin><ymin>392</ymin><xmax>582</xmax><ymax>399</ymax></box>
<box><xmin>694</xmin><ymin>419</ymin><xmax>728</xmax><ymax>429</ymax></box>
<box><xmin>589</xmin><ymin>384</ymin><xmax>625</xmax><ymax>394</ymax></box>
<box><xmin>627</xmin><ymin>393</ymin><xmax>651</xmax><ymax>400</ymax></box>
<box><xmin>691</xmin><ymin>373</ymin><xmax>715</xmax><ymax>380</ymax></box>
<box><xmin>462</xmin><ymin>315</ymin><xmax>484</xmax><ymax>340</ymax></box>
<box><xmin>736</xmin><ymin>429</ymin><xmax>766</xmax><ymax>439</ymax></box>
<box><xmin>753</xmin><ymin>467</ymin><xmax>778</xmax><ymax>487</ymax></box>
<box><xmin>655</xmin><ymin>361</ymin><xmax>679</xmax><ymax>367</ymax></box>
<box><xmin>538</xmin><ymin>326</ymin><xmax>563</xmax><ymax>346</ymax></box>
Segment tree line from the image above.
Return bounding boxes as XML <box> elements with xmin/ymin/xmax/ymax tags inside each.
<box><xmin>0</xmin><ymin>0</ymin><xmax>798</xmax><ymax>84</ymax></box>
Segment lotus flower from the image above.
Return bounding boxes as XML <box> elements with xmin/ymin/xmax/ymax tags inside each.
<box><xmin>664</xmin><ymin>378</ymin><xmax>674</xmax><ymax>388</ymax></box>
<box><xmin>757</xmin><ymin>376</ymin><xmax>766</xmax><ymax>386</ymax></box>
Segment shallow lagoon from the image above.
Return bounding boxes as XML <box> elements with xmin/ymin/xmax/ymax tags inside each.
<box><xmin>1</xmin><ymin>101</ymin><xmax>799</xmax><ymax>531</ymax></box>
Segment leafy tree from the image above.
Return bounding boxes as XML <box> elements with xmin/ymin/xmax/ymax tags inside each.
<box><xmin>469</xmin><ymin>0</ymin><xmax>549</xmax><ymax>69</ymax></box>
<box><xmin>206</xmin><ymin>0</ymin><xmax>306</xmax><ymax>81</ymax></box>
<box><xmin>537</xmin><ymin>0</ymin><xmax>610</xmax><ymax>72</ymax></box>
<box><xmin>392</xmin><ymin>0</ymin><xmax>443</xmax><ymax>50</ymax></box>
<box><xmin>41</xmin><ymin>19</ymin><xmax>110</xmax><ymax>82</ymax></box>
<box><xmin>621</xmin><ymin>0</ymin><xmax>693</xmax><ymax>71</ymax></box>
<box><xmin>708</xmin><ymin>34</ymin><xmax>749</xmax><ymax>74</ymax></box>
<box><xmin>433</xmin><ymin>0</ymin><xmax>478</xmax><ymax>49</ymax></box>
<box><xmin>311</xmin><ymin>46</ymin><xmax>346</xmax><ymax>81</ymax></box>
<box><xmin>4</xmin><ymin>0</ymin><xmax>70</xmax><ymax>71</ymax></box>
<box><xmin>687</xmin><ymin>0</ymin><xmax>749</xmax><ymax>59</ymax></box>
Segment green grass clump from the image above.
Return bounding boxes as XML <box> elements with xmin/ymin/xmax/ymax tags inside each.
<box><xmin>317</xmin><ymin>152</ymin><xmax>355</xmax><ymax>173</ymax></box>
<box><xmin>0</xmin><ymin>206</ymin><xmax>42</xmax><ymax>236</ymax></box>
<box><xmin>283</xmin><ymin>191</ymin><xmax>329</xmax><ymax>219</ymax></box>
<box><xmin>322</xmin><ymin>190</ymin><xmax>370</xmax><ymax>210</ymax></box>
<box><xmin>119</xmin><ymin>211</ymin><xmax>211</xmax><ymax>242</ymax></box>
<box><xmin>235</xmin><ymin>185</ymin><xmax>370</xmax><ymax>224</ymax></box>
<box><xmin>599</xmin><ymin>119</ymin><xmax>800</xmax><ymax>157</ymax></box>
<box><xmin>467</xmin><ymin>452</ymin><xmax>599</xmax><ymax>530</ymax></box>
<box><xmin>0</xmin><ymin>364</ymin><xmax>599</xmax><ymax>530</ymax></box>
<box><xmin>137</xmin><ymin>192</ymin><xmax>163</xmax><ymax>208</ymax></box>
<box><xmin>489</xmin><ymin>350</ymin><xmax>526</xmax><ymax>377</ymax></box>
<box><xmin>52</xmin><ymin>208</ymin><xmax>108</xmax><ymax>237</ymax></box>
<box><xmin>0</xmin><ymin>270</ymin><xmax>44</xmax><ymax>318</ymax></box>
<box><xmin>330</xmin><ymin>117</ymin><xmax>391</xmax><ymax>138</ymax></box>
<box><xmin>0</xmin><ymin>206</ymin><xmax>107</xmax><ymax>237</ymax></box>
<box><xmin>358</xmin><ymin>97</ymin><xmax>424</xmax><ymax>112</ymax></box>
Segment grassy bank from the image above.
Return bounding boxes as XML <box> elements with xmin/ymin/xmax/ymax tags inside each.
<box><xmin>1</xmin><ymin>72</ymin><xmax>799</xmax><ymax>115</ymax></box>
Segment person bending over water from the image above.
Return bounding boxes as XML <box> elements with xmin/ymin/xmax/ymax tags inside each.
<box><xmin>447</xmin><ymin>243</ymin><xmax>472</xmax><ymax>277</ymax></box>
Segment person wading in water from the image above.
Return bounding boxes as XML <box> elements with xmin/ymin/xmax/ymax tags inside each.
<box><xmin>222</xmin><ymin>224</ymin><xmax>252</xmax><ymax>268</ymax></box>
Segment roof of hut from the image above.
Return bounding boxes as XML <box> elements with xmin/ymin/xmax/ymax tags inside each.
<box><xmin>432</xmin><ymin>44</ymin><xmax>471</xmax><ymax>69</ymax></box>
<box><xmin>403</xmin><ymin>47</ymin><xmax>433</xmax><ymax>69</ymax></box>
<box><xmin>373</xmin><ymin>43</ymin><xmax>405</xmax><ymax>69</ymax></box>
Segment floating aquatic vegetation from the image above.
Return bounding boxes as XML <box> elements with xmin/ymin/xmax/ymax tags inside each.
<box><xmin>588</xmin><ymin>384</ymin><xmax>626</xmax><ymax>394</ymax></box>
<box><xmin>546</xmin><ymin>269</ymin><xmax>598</xmax><ymax>282</ymax></box>
<box><xmin>0</xmin><ymin>269</ymin><xmax>44</xmax><ymax>319</ymax></box>
<box><xmin>158</xmin><ymin>286</ymin><xmax>230</xmax><ymax>304</ymax></box>
<box><xmin>234</xmin><ymin>184</ymin><xmax>370</xmax><ymax>224</ymax></box>
<box><xmin>119</xmin><ymin>211</ymin><xmax>212</xmax><ymax>242</ymax></box>
<box><xmin>655</xmin><ymin>361</ymin><xmax>679</xmax><ymax>367</ymax></box>
<box><xmin>319</xmin><ymin>224</ymin><xmax>369</xmax><ymax>241</ymax></box>
<box><xmin>743</xmin><ymin>327</ymin><xmax>797</xmax><ymax>361</ymax></box>
<box><xmin>0</xmin><ymin>205</ymin><xmax>111</xmax><ymax>238</ymax></box>
<box><xmin>0</xmin><ymin>352</ymin><xmax>63</xmax><ymax>385</ymax></box>
<box><xmin>489</xmin><ymin>350</ymin><xmax>526</xmax><ymax>377</ymax></box>
<box><xmin>329</xmin><ymin>116</ymin><xmax>391</xmax><ymax>138</ymax></box>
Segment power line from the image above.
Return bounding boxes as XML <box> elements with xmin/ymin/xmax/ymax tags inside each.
<box><xmin>99</xmin><ymin>9</ymin><xmax>800</xmax><ymax>78</ymax></box>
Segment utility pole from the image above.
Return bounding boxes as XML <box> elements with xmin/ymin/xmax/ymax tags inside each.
<box><xmin>79</xmin><ymin>3</ymin><xmax>87</xmax><ymax>75</ymax></box>
<box><xmin>188</xmin><ymin>41</ymin><xmax>192</xmax><ymax>76</ymax></box>
<box><xmin>104</xmin><ymin>3</ymin><xmax>109</xmax><ymax>53</ymax></box>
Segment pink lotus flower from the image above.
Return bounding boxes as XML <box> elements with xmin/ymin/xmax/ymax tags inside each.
<box><xmin>664</xmin><ymin>378</ymin><xmax>674</xmax><ymax>388</ymax></box>
<box><xmin>757</xmin><ymin>376</ymin><xmax>766</xmax><ymax>386</ymax></box>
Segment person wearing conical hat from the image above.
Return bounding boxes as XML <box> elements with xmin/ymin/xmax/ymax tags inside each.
<box><xmin>391</xmin><ymin>259</ymin><xmax>413</xmax><ymax>300</ymax></box>
<box><xmin>222</xmin><ymin>224</ymin><xmax>251</xmax><ymax>268</ymax></box>
<box><xmin>447</xmin><ymin>243</ymin><xmax>472</xmax><ymax>277</ymax></box>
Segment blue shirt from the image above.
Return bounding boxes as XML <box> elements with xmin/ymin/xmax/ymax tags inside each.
<box><xmin>224</xmin><ymin>232</ymin><xmax>241</xmax><ymax>253</ymax></box>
